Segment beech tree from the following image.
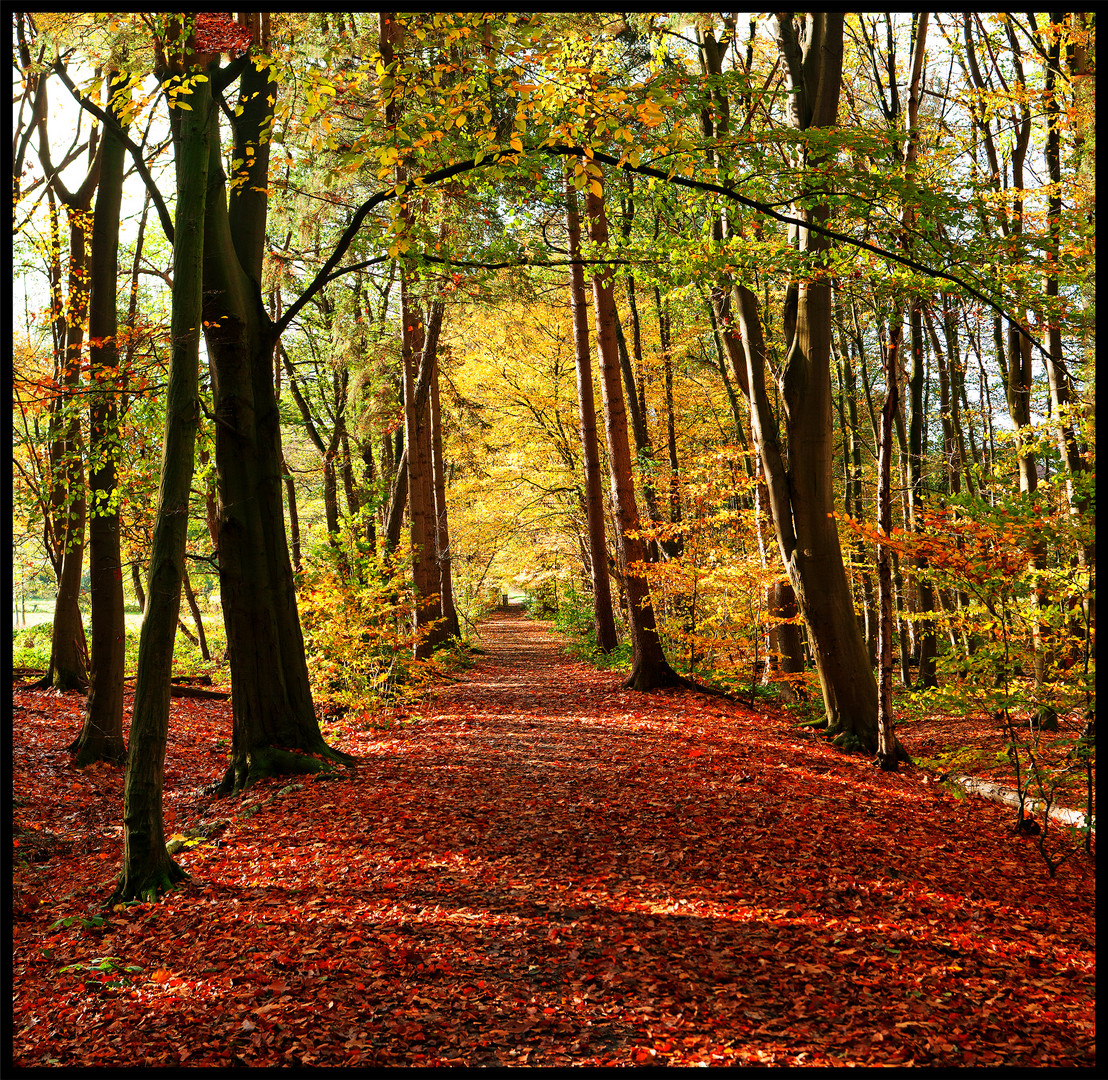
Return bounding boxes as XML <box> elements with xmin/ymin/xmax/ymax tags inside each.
<box><xmin>111</xmin><ymin>24</ymin><xmax>211</xmax><ymax>902</ymax></box>
<box><xmin>585</xmin><ymin>172</ymin><xmax>682</xmax><ymax>690</ymax></box>
<box><xmin>565</xmin><ymin>166</ymin><xmax>618</xmax><ymax>653</ymax></box>
<box><xmin>72</xmin><ymin>68</ymin><xmax>129</xmax><ymax>767</ymax></box>
<box><xmin>22</xmin><ymin>38</ymin><xmax>102</xmax><ymax>693</ymax></box>
<box><xmin>181</xmin><ymin>13</ymin><xmax>356</xmax><ymax>791</ymax></box>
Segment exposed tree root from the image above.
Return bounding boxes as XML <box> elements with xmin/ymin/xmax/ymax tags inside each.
<box><xmin>217</xmin><ymin>742</ymin><xmax>358</xmax><ymax>796</ymax></box>
<box><xmin>107</xmin><ymin>857</ymin><xmax>190</xmax><ymax>907</ymax></box>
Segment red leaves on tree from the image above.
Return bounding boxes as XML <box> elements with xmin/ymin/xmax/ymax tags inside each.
<box><xmin>9</xmin><ymin>610</ymin><xmax>1095</xmax><ymax>1067</ymax></box>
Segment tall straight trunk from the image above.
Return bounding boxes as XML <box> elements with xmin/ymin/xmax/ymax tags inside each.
<box><xmin>654</xmin><ymin>286</ymin><xmax>682</xmax><ymax>530</ymax></box>
<box><xmin>40</xmin><ymin>182</ymin><xmax>98</xmax><ymax>692</ymax></box>
<box><xmin>29</xmin><ymin>69</ymin><xmax>100</xmax><ymax>694</ymax></box>
<box><xmin>585</xmin><ymin>175</ymin><xmax>681</xmax><ymax>691</ymax></box>
<box><xmin>875</xmin><ymin>323</ymin><xmax>901</xmax><ymax>769</ymax></box>
<box><xmin>836</xmin><ymin>328</ymin><xmax>877</xmax><ymax>663</ymax></box>
<box><xmin>384</xmin><ymin>446</ymin><xmax>409</xmax><ymax>552</ymax></box>
<box><xmin>402</xmin><ymin>292</ymin><xmax>446</xmax><ymax>656</ymax></box>
<box><xmin>282</xmin><ymin>454</ymin><xmax>302</xmax><ymax>572</ymax></box>
<box><xmin>74</xmin><ymin>69</ymin><xmax>129</xmax><ymax>767</ymax></box>
<box><xmin>202</xmin><ymin>15</ymin><xmax>352</xmax><ymax>793</ymax></box>
<box><xmin>907</xmin><ymin>299</ymin><xmax>937</xmax><ymax>687</ymax></box>
<box><xmin>924</xmin><ymin>303</ymin><xmax>962</xmax><ymax>496</ymax></box>
<box><xmin>732</xmin><ymin>13</ymin><xmax>885</xmax><ymax>750</ymax></box>
<box><xmin>360</xmin><ymin>440</ymin><xmax>378</xmax><ymax>556</ymax></box>
<box><xmin>1042</xmin><ymin>15</ymin><xmax>1089</xmax><ymax>527</ymax></box>
<box><xmin>565</xmin><ymin>168</ymin><xmax>618</xmax><ymax>652</ymax></box>
<box><xmin>111</xmin><ymin>64</ymin><xmax>210</xmax><ymax>903</ymax></box>
<box><xmin>429</xmin><ymin>352</ymin><xmax>461</xmax><ymax>640</ymax></box>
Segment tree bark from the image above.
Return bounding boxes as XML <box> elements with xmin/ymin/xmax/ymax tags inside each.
<box><xmin>585</xmin><ymin>173</ymin><xmax>681</xmax><ymax>690</ymax></box>
<box><xmin>74</xmin><ymin>68</ymin><xmax>129</xmax><ymax>767</ymax></box>
<box><xmin>429</xmin><ymin>349</ymin><xmax>461</xmax><ymax>640</ymax></box>
<box><xmin>36</xmin><ymin>97</ymin><xmax>101</xmax><ymax>693</ymax></box>
<box><xmin>731</xmin><ymin>13</ymin><xmax>882</xmax><ymax>750</ymax></box>
<box><xmin>565</xmin><ymin>168</ymin><xmax>618</xmax><ymax>652</ymax></box>
<box><xmin>876</xmin><ymin>324</ymin><xmax>908</xmax><ymax>769</ymax></box>
<box><xmin>282</xmin><ymin>454</ymin><xmax>302</xmax><ymax>573</ymax></box>
<box><xmin>111</xmin><ymin>59</ymin><xmax>210</xmax><ymax>903</ymax></box>
<box><xmin>181</xmin><ymin>564</ymin><xmax>209</xmax><ymax>661</ymax></box>
<box><xmin>402</xmin><ymin>292</ymin><xmax>447</xmax><ymax>656</ymax></box>
<box><xmin>201</xmin><ymin>16</ymin><xmax>353</xmax><ymax>793</ymax></box>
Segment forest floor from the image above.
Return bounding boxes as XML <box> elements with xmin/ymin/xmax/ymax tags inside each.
<box><xmin>9</xmin><ymin>606</ymin><xmax>1095</xmax><ymax>1067</ymax></box>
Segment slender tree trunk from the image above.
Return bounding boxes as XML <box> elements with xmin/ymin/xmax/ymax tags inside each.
<box><xmin>111</xmin><ymin>62</ymin><xmax>211</xmax><ymax>903</ymax></box>
<box><xmin>836</xmin><ymin>328</ymin><xmax>877</xmax><ymax>663</ymax></box>
<box><xmin>181</xmin><ymin>564</ymin><xmax>209</xmax><ymax>662</ymax></box>
<box><xmin>907</xmin><ymin>299</ymin><xmax>937</xmax><ymax>688</ymax></box>
<box><xmin>131</xmin><ymin>562</ymin><xmax>146</xmax><ymax>616</ymax></box>
<box><xmin>654</xmin><ymin>285</ymin><xmax>683</xmax><ymax>533</ymax></box>
<box><xmin>402</xmin><ymin>292</ymin><xmax>446</xmax><ymax>656</ymax></box>
<box><xmin>360</xmin><ymin>440</ymin><xmax>378</xmax><ymax>556</ymax></box>
<box><xmin>875</xmin><ymin>323</ymin><xmax>904</xmax><ymax>769</ymax></box>
<box><xmin>585</xmin><ymin>174</ymin><xmax>681</xmax><ymax>690</ymax></box>
<box><xmin>282</xmin><ymin>454</ymin><xmax>301</xmax><ymax>573</ymax></box>
<box><xmin>384</xmin><ymin>446</ymin><xmax>409</xmax><ymax>552</ymax></box>
<box><xmin>565</xmin><ymin>168</ymin><xmax>618</xmax><ymax>652</ymax></box>
<box><xmin>429</xmin><ymin>351</ymin><xmax>461</xmax><ymax>640</ymax></box>
<box><xmin>42</xmin><ymin>215</ymin><xmax>92</xmax><ymax>693</ymax></box>
<box><xmin>34</xmin><ymin>73</ymin><xmax>99</xmax><ymax>694</ymax></box>
<box><xmin>74</xmin><ymin>69</ymin><xmax>129</xmax><ymax>767</ymax></box>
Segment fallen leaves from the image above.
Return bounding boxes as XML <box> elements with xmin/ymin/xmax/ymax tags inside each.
<box><xmin>9</xmin><ymin>610</ymin><xmax>1096</xmax><ymax>1067</ymax></box>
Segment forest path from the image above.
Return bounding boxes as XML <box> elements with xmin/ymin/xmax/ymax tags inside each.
<box><xmin>319</xmin><ymin>606</ymin><xmax>1091</xmax><ymax>1065</ymax></box>
<box><xmin>9</xmin><ymin>608</ymin><xmax>1094</xmax><ymax>1068</ymax></box>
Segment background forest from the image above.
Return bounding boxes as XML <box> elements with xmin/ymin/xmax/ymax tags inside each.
<box><xmin>12</xmin><ymin>13</ymin><xmax>1094</xmax><ymax>894</ymax></box>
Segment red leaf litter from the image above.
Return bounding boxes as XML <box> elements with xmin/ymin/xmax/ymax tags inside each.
<box><xmin>10</xmin><ymin>609</ymin><xmax>1095</xmax><ymax>1067</ymax></box>
<box><xmin>193</xmin><ymin>13</ymin><xmax>253</xmax><ymax>57</ymax></box>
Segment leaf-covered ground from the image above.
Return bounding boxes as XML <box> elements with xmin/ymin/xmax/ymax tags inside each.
<box><xmin>10</xmin><ymin>608</ymin><xmax>1095</xmax><ymax>1067</ymax></box>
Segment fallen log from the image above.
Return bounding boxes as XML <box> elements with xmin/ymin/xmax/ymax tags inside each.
<box><xmin>943</xmin><ymin>772</ymin><xmax>1095</xmax><ymax>832</ymax></box>
<box><xmin>170</xmin><ymin>684</ymin><xmax>230</xmax><ymax>700</ymax></box>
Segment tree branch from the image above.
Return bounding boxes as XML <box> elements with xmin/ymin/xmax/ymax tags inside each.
<box><xmin>51</xmin><ymin>60</ymin><xmax>176</xmax><ymax>243</ymax></box>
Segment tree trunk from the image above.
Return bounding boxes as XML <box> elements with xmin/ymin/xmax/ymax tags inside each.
<box><xmin>585</xmin><ymin>174</ymin><xmax>681</xmax><ymax>691</ymax></box>
<box><xmin>75</xmin><ymin>68</ymin><xmax>129</xmax><ymax>768</ymax></box>
<box><xmin>111</xmin><ymin>63</ymin><xmax>210</xmax><ymax>903</ymax></box>
<box><xmin>654</xmin><ymin>285</ymin><xmax>683</xmax><ymax>534</ymax></box>
<box><xmin>34</xmin><ymin>71</ymin><xmax>99</xmax><ymax>694</ymax></box>
<box><xmin>181</xmin><ymin>564</ymin><xmax>209</xmax><ymax>662</ymax></box>
<box><xmin>201</xmin><ymin>18</ymin><xmax>353</xmax><ymax>793</ymax></box>
<box><xmin>282</xmin><ymin>454</ymin><xmax>302</xmax><ymax>573</ymax></box>
<box><xmin>835</xmin><ymin>326</ymin><xmax>877</xmax><ymax>663</ymax></box>
<box><xmin>403</xmin><ymin>292</ymin><xmax>446</xmax><ymax>657</ymax></box>
<box><xmin>131</xmin><ymin>562</ymin><xmax>146</xmax><ymax>616</ymax></box>
<box><xmin>876</xmin><ymin>325</ymin><xmax>909</xmax><ymax>769</ymax></box>
<box><xmin>429</xmin><ymin>350</ymin><xmax>461</xmax><ymax>640</ymax></box>
<box><xmin>735</xmin><ymin>14</ymin><xmax>882</xmax><ymax>750</ymax></box>
<box><xmin>41</xmin><ymin>214</ymin><xmax>91</xmax><ymax>693</ymax></box>
<box><xmin>907</xmin><ymin>299</ymin><xmax>937</xmax><ymax>688</ymax></box>
<box><xmin>565</xmin><ymin>168</ymin><xmax>618</xmax><ymax>653</ymax></box>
